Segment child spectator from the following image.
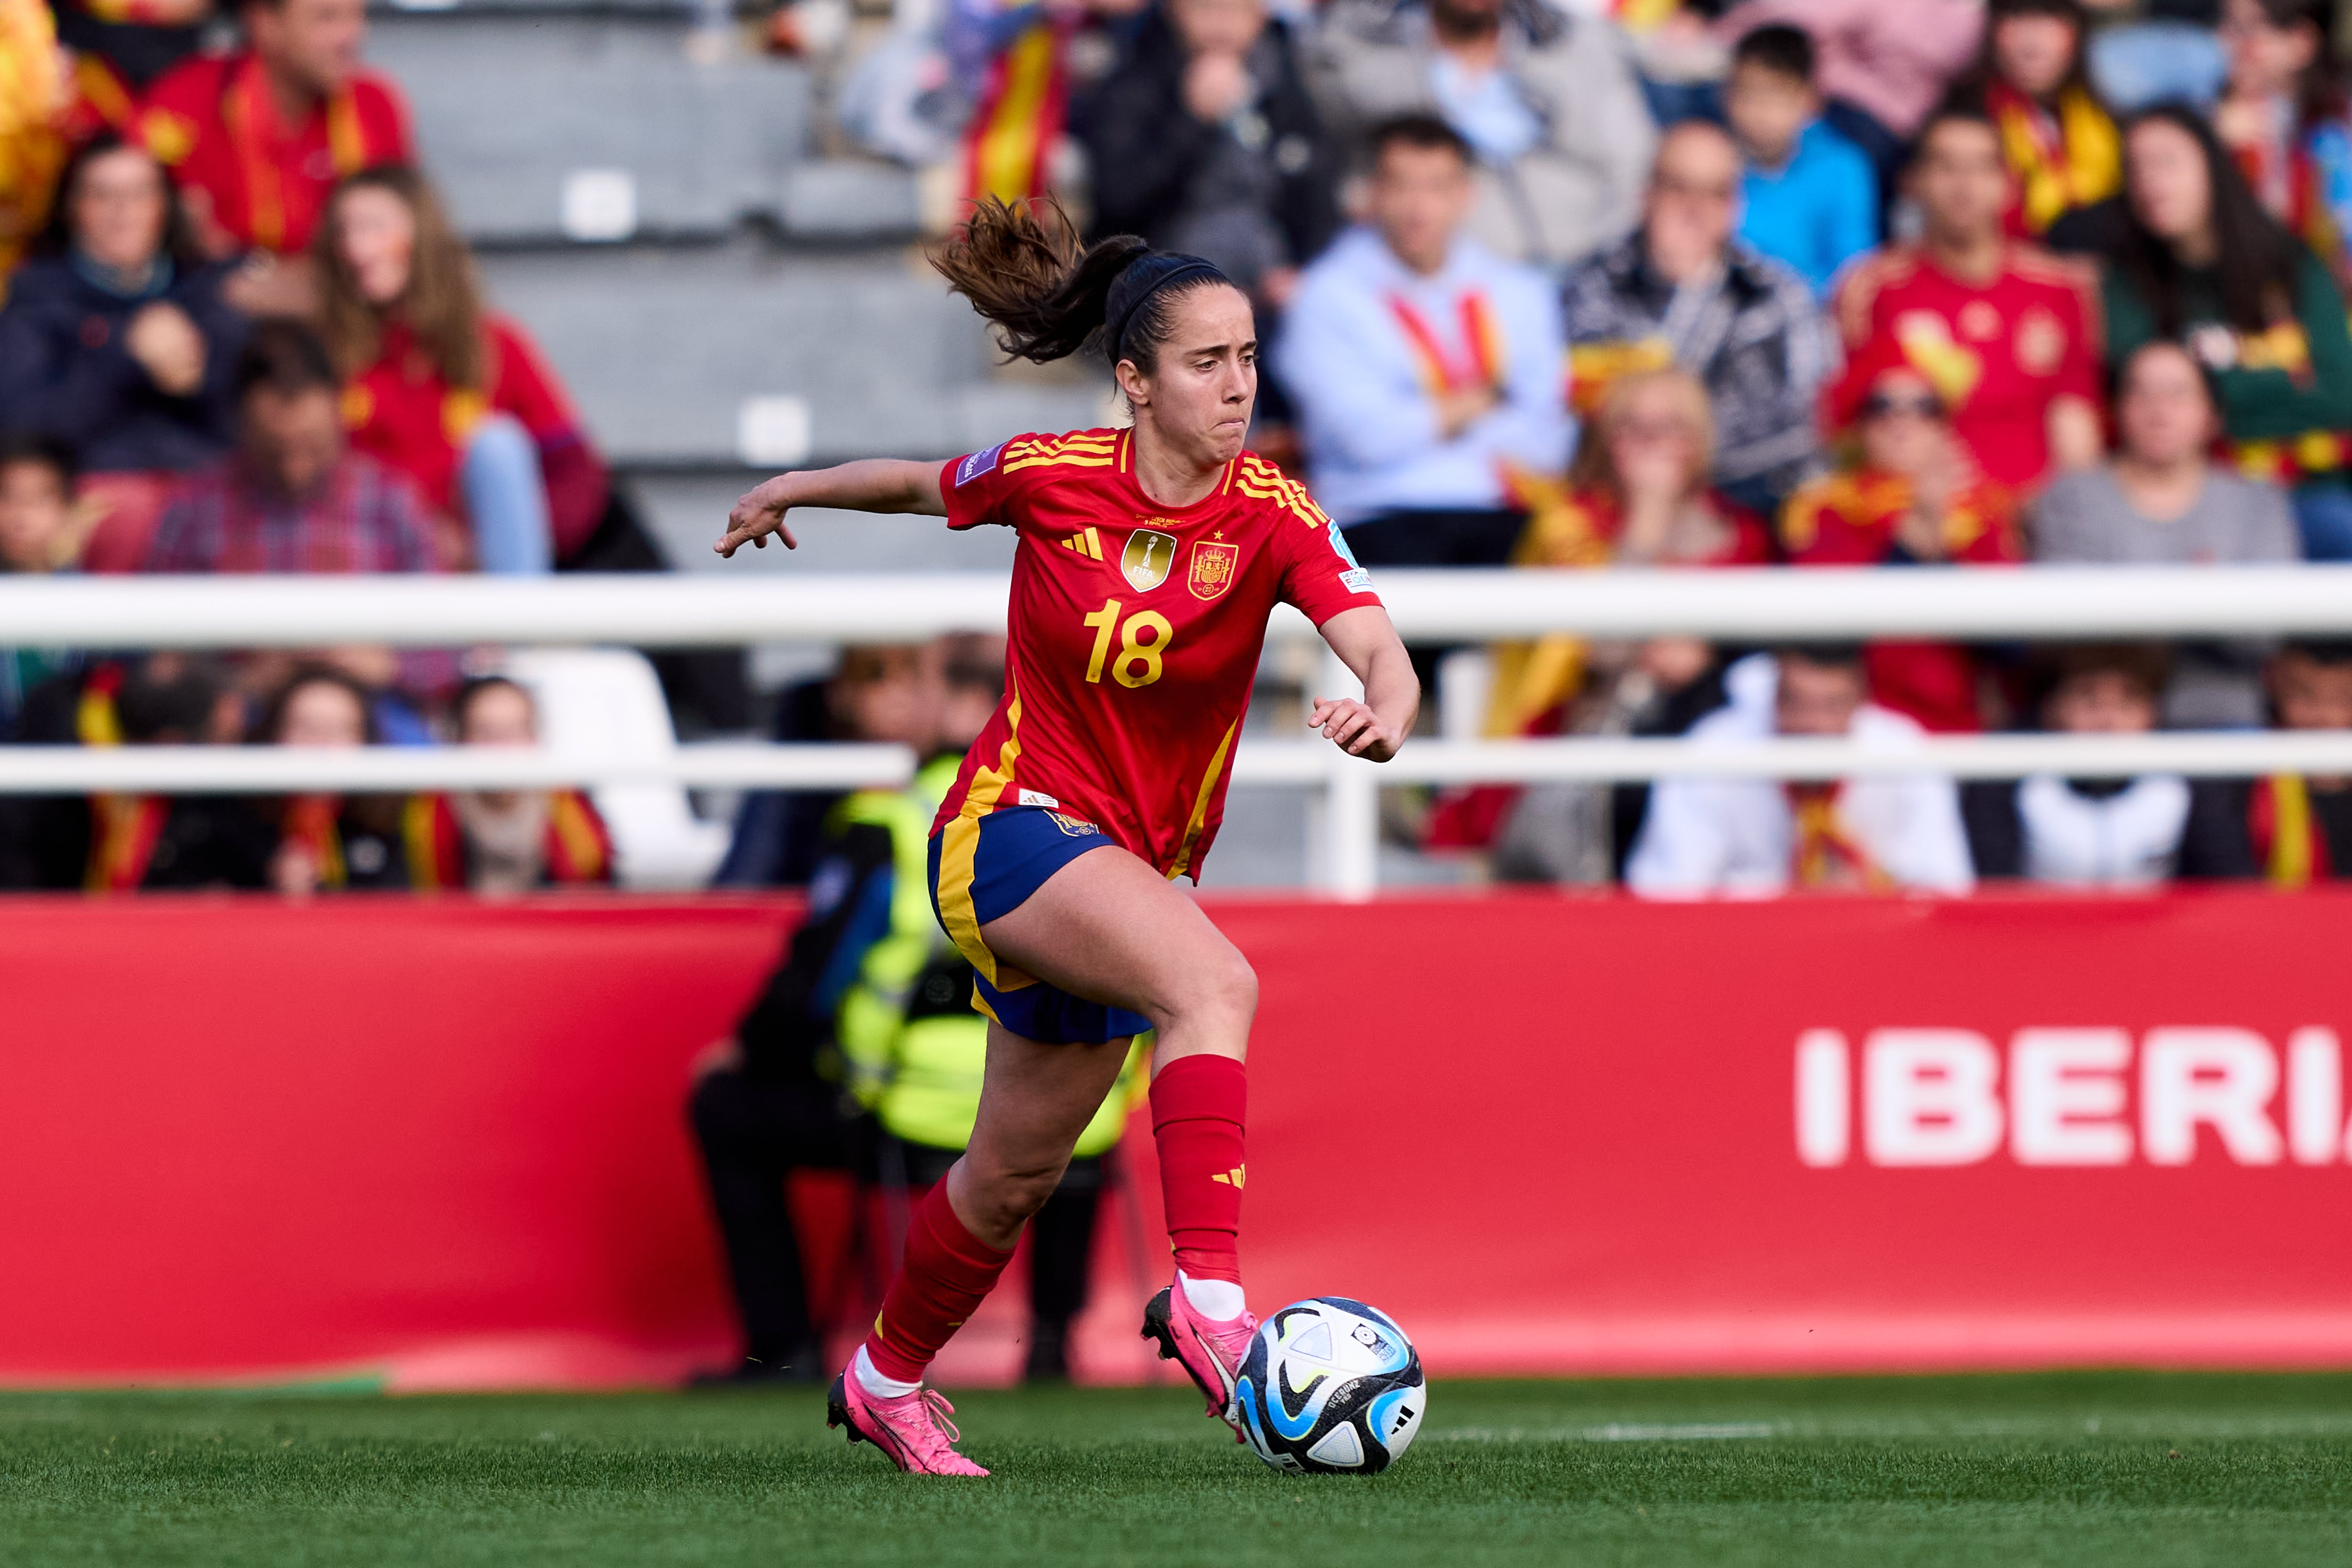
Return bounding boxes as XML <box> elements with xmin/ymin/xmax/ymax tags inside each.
<box><xmin>2250</xmin><ymin>639</ymin><xmax>2352</xmax><ymax>884</ymax></box>
<box><xmin>0</xmin><ymin>434</ymin><xmax>86</xmax><ymax>576</ymax></box>
<box><xmin>1274</xmin><ymin>115</ymin><xmax>1567</xmax><ymax>565</ymax></box>
<box><xmin>262</xmin><ymin>664</ymin><xmax>408</xmax><ymax>895</ymax></box>
<box><xmin>137</xmin><ymin>0</ymin><xmax>411</xmax><ymax>314</ymax></box>
<box><xmin>2031</xmin><ymin>340</ymin><xmax>2298</xmax><ymax>727</ymax></box>
<box><xmin>2213</xmin><ymin>0</ymin><xmax>2351</xmax><ymax>287</ymax></box>
<box><xmin>1305</xmin><ymin>0</ymin><xmax>1656</xmax><ymax>267</ymax></box>
<box><xmin>145</xmin><ymin>318</ymin><xmax>444</xmax><ymax>573</ymax></box>
<box><xmin>1962</xmin><ymin>644</ymin><xmax>2257</xmax><ymax>884</ymax></box>
<box><xmin>0</xmin><ymin>436</ymin><xmax>91</xmax><ymax>739</ymax></box>
<box><xmin>1787</xmin><ymin>356</ymin><xmax>2022</xmax><ymax>732</ymax></box>
<box><xmin>1626</xmin><ymin>645</ymin><xmax>1977</xmax><ymax>895</ymax></box>
<box><xmin>1835</xmin><ymin>104</ymin><xmax>2106</xmax><ymax>497</ymax></box>
<box><xmin>1968</xmin><ymin>0</ymin><xmax>2123</xmax><ymax>239</ymax></box>
<box><xmin>1563</xmin><ymin>119</ymin><xmax>1838</xmax><ymax>517</ymax></box>
<box><xmin>1724</xmin><ymin>24</ymin><xmax>1878</xmax><ymax>296</ymax></box>
<box><xmin>405</xmin><ymin>676</ymin><xmax>612</xmax><ymax>894</ymax></box>
<box><xmin>2106</xmin><ymin>103</ymin><xmax>2352</xmax><ymax>558</ymax></box>
<box><xmin>1711</xmin><ymin>0</ymin><xmax>1988</xmax><ymax>181</ymax></box>
<box><xmin>1074</xmin><ymin>0</ymin><xmax>1340</xmax><ymax>313</ymax></box>
<box><xmin>315</xmin><ymin>167</ymin><xmax>609</xmax><ymax>573</ymax></box>
<box><xmin>0</xmin><ymin>133</ymin><xmax>244</xmax><ymax>571</ymax></box>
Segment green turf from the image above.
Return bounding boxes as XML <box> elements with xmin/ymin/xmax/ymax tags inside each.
<box><xmin>5</xmin><ymin>1372</ymin><xmax>2352</xmax><ymax>1566</ymax></box>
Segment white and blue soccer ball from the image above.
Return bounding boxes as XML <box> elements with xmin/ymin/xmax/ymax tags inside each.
<box><xmin>1232</xmin><ymin>1297</ymin><xmax>1426</xmax><ymax>1475</ymax></box>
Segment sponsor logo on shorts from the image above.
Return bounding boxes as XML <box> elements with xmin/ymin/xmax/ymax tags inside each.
<box><xmin>1122</xmin><ymin>526</ymin><xmax>1179</xmax><ymax>591</ymax></box>
<box><xmin>1188</xmin><ymin>541</ymin><xmax>1240</xmax><ymax>602</ymax></box>
<box><xmin>955</xmin><ymin>441</ymin><xmax>1009</xmax><ymax>488</ymax></box>
<box><xmin>1017</xmin><ymin>789</ymin><xmax>1061</xmax><ymax>808</ymax></box>
<box><xmin>1340</xmin><ymin>567</ymin><xmax>1374</xmax><ymax>594</ymax></box>
<box><xmin>1046</xmin><ymin>811</ymin><xmax>1101</xmax><ymax>838</ymax></box>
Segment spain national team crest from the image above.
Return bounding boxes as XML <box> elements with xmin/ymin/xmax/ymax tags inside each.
<box><xmin>1122</xmin><ymin>527</ymin><xmax>1178</xmax><ymax>591</ymax></box>
<box><xmin>1188</xmin><ymin>540</ymin><xmax>1239</xmax><ymax>602</ymax></box>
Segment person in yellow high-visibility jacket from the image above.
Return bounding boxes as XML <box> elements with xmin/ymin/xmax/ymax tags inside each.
<box><xmin>690</xmin><ymin>639</ymin><xmax>1142</xmax><ymax>1384</ymax></box>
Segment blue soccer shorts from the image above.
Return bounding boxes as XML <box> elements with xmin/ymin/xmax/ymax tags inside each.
<box><xmin>928</xmin><ymin>805</ymin><xmax>1152</xmax><ymax>1046</ymax></box>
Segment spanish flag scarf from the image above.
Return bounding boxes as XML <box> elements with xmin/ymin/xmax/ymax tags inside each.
<box><xmin>1989</xmin><ymin>82</ymin><xmax>2120</xmax><ymax>237</ymax></box>
<box><xmin>222</xmin><ymin>53</ymin><xmax>368</xmax><ymax>252</ymax></box>
<box><xmin>1788</xmin><ymin>783</ymin><xmax>1892</xmax><ymax>891</ymax></box>
<box><xmin>1389</xmin><ymin>290</ymin><xmax>1506</xmax><ymax>399</ymax></box>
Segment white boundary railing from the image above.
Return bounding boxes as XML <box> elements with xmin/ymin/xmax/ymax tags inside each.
<box><xmin>9</xmin><ymin>567</ymin><xmax>2352</xmax><ymax>897</ymax></box>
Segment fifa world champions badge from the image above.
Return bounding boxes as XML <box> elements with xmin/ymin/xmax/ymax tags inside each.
<box><xmin>1188</xmin><ymin>541</ymin><xmax>1239</xmax><ymax>602</ymax></box>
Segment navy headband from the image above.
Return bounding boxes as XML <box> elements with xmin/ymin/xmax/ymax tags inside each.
<box><xmin>1103</xmin><ymin>252</ymin><xmax>1231</xmax><ymax>365</ymax></box>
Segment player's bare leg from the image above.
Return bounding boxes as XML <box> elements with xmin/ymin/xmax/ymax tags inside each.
<box><xmin>979</xmin><ymin>844</ymin><xmax>1259</xmax><ymax>1434</ymax></box>
<box><xmin>831</xmin><ymin>1024</ymin><xmax>1128</xmax><ymax>1475</ymax></box>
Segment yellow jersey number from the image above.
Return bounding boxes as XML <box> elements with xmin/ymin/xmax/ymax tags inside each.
<box><xmin>1081</xmin><ymin>597</ymin><xmax>1173</xmax><ymax>689</ymax></box>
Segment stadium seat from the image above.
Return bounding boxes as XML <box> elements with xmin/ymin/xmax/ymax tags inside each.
<box><xmin>367</xmin><ymin>13</ymin><xmax>811</xmax><ymax>243</ymax></box>
<box><xmin>498</xmin><ymin>646</ymin><xmax>731</xmax><ymax>889</ymax></box>
<box><xmin>477</xmin><ymin>242</ymin><xmax>1111</xmax><ymax>466</ymax></box>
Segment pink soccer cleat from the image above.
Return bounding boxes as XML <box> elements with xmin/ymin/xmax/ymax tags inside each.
<box><xmin>1142</xmin><ymin>1283</ymin><xmax>1257</xmax><ymax>1443</ymax></box>
<box><xmin>827</xmin><ymin>1372</ymin><xmax>990</xmax><ymax>1476</ymax></box>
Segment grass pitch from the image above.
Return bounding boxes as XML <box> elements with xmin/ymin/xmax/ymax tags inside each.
<box><xmin>4</xmin><ymin>1372</ymin><xmax>2352</xmax><ymax>1566</ymax></box>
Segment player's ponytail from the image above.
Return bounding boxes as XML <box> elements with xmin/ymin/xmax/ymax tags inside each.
<box><xmin>930</xmin><ymin>197</ymin><xmax>1232</xmax><ymax>373</ymax></box>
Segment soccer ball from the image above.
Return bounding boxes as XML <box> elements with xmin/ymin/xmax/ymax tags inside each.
<box><xmin>1232</xmin><ymin>1297</ymin><xmax>1426</xmax><ymax>1474</ymax></box>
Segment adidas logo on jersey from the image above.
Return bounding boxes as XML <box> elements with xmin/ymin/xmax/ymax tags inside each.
<box><xmin>1058</xmin><ymin>527</ymin><xmax>1105</xmax><ymax>560</ymax></box>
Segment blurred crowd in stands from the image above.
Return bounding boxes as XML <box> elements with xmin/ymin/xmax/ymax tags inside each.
<box><xmin>5</xmin><ymin>0</ymin><xmax>2352</xmax><ymax>896</ymax></box>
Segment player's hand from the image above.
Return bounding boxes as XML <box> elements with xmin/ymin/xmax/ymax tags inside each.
<box><xmin>1310</xmin><ymin>697</ymin><xmax>1403</xmax><ymax>762</ymax></box>
<box><xmin>717</xmin><ymin>474</ymin><xmax>804</xmax><ymax>557</ymax></box>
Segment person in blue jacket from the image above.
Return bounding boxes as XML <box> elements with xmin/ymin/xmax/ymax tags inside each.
<box><xmin>1724</xmin><ymin>24</ymin><xmax>1879</xmax><ymax>297</ymax></box>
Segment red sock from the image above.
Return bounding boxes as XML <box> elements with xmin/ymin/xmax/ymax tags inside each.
<box><xmin>861</xmin><ymin>1181</ymin><xmax>1016</xmax><ymax>1385</ymax></box>
<box><xmin>1151</xmin><ymin>1053</ymin><xmax>1247</xmax><ymax>1288</ymax></box>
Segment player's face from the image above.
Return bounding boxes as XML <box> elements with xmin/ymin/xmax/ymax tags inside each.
<box><xmin>1121</xmin><ymin>282</ymin><xmax>1258</xmax><ymax>469</ymax></box>
<box><xmin>1910</xmin><ymin>121</ymin><xmax>2010</xmax><ymax>243</ymax></box>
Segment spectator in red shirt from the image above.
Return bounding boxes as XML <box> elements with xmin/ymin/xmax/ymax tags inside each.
<box><xmin>1833</xmin><ymin>104</ymin><xmax>2106</xmax><ymax>497</ymax></box>
<box><xmin>1784</xmin><ymin>353</ymin><xmax>2023</xmax><ymax>732</ymax></box>
<box><xmin>136</xmin><ymin>0</ymin><xmax>410</xmax><ymax>314</ymax></box>
<box><xmin>144</xmin><ymin>317</ymin><xmax>443</xmax><ymax>573</ymax></box>
<box><xmin>315</xmin><ymin>167</ymin><xmax>609</xmax><ymax>573</ymax></box>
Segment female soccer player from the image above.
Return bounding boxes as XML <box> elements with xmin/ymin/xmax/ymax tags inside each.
<box><xmin>715</xmin><ymin>200</ymin><xmax>1419</xmax><ymax>1475</ymax></box>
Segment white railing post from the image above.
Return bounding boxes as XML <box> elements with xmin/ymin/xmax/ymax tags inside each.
<box><xmin>1314</xmin><ymin>645</ymin><xmax>1379</xmax><ymax>900</ymax></box>
<box><xmin>1324</xmin><ymin>753</ymin><xmax>1380</xmax><ymax>902</ymax></box>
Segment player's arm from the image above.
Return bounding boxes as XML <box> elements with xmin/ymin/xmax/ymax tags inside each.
<box><xmin>1311</xmin><ymin>605</ymin><xmax>1418</xmax><ymax>764</ymax></box>
<box><xmin>716</xmin><ymin>458</ymin><xmax>946</xmax><ymax>557</ymax></box>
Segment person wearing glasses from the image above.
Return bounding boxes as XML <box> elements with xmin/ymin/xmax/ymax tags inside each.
<box><xmin>1781</xmin><ymin>350</ymin><xmax>2025</xmax><ymax>736</ymax></box>
<box><xmin>1562</xmin><ymin>119</ymin><xmax>1839</xmax><ymax>521</ymax></box>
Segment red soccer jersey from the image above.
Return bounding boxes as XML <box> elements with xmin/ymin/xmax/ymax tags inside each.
<box><xmin>1833</xmin><ymin>243</ymin><xmax>2103</xmax><ymax>494</ymax></box>
<box><xmin>934</xmin><ymin>430</ymin><xmax>1380</xmax><ymax>879</ymax></box>
<box><xmin>138</xmin><ymin>51</ymin><xmax>412</xmax><ymax>255</ymax></box>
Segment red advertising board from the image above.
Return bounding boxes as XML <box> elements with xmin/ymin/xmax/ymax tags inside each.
<box><xmin>0</xmin><ymin>890</ymin><xmax>2348</xmax><ymax>1388</ymax></box>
